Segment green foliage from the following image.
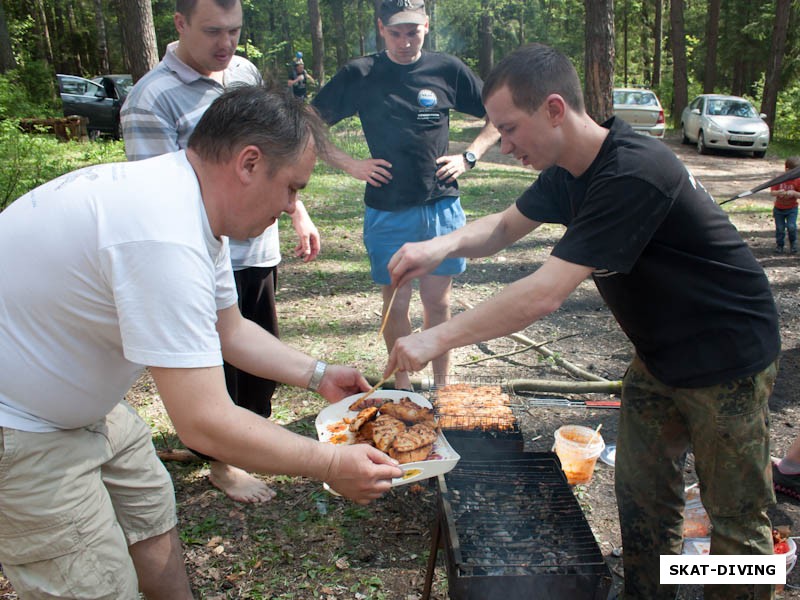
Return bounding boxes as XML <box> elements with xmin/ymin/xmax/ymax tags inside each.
<box><xmin>0</xmin><ymin>64</ymin><xmax>59</xmax><ymax>119</ymax></box>
<box><xmin>773</xmin><ymin>80</ymin><xmax>800</xmax><ymax>142</ymax></box>
<box><xmin>0</xmin><ymin>123</ymin><xmax>125</xmax><ymax>211</ymax></box>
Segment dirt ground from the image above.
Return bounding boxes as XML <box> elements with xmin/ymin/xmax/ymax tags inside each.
<box><xmin>2</xmin><ymin>133</ymin><xmax>800</xmax><ymax>600</ymax></box>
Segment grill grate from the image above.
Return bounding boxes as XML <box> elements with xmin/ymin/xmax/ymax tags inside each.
<box><xmin>435</xmin><ymin>453</ymin><xmax>611</xmax><ymax>599</ymax></box>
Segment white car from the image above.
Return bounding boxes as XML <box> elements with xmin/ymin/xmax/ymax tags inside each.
<box><xmin>612</xmin><ymin>88</ymin><xmax>665</xmax><ymax>138</ymax></box>
<box><xmin>680</xmin><ymin>94</ymin><xmax>769</xmax><ymax>158</ymax></box>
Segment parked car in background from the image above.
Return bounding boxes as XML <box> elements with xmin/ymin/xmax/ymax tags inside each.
<box><xmin>680</xmin><ymin>94</ymin><xmax>769</xmax><ymax>158</ymax></box>
<box><xmin>91</xmin><ymin>74</ymin><xmax>133</xmax><ymax>103</ymax></box>
<box><xmin>612</xmin><ymin>88</ymin><xmax>665</xmax><ymax>139</ymax></box>
<box><xmin>56</xmin><ymin>73</ymin><xmax>130</xmax><ymax>139</ymax></box>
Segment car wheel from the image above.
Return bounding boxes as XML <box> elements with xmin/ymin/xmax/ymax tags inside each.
<box><xmin>681</xmin><ymin>125</ymin><xmax>690</xmax><ymax>144</ymax></box>
<box><xmin>697</xmin><ymin>131</ymin><xmax>707</xmax><ymax>155</ymax></box>
<box><xmin>753</xmin><ymin>150</ymin><xmax>766</xmax><ymax>159</ymax></box>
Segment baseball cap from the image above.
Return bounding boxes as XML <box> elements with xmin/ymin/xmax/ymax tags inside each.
<box><xmin>379</xmin><ymin>0</ymin><xmax>427</xmax><ymax>26</ymax></box>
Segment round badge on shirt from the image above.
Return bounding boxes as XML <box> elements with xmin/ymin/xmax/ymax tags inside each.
<box><xmin>417</xmin><ymin>89</ymin><xmax>437</xmax><ymax>108</ymax></box>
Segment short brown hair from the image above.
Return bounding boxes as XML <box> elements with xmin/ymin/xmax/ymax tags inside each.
<box><xmin>483</xmin><ymin>43</ymin><xmax>585</xmax><ymax>114</ymax></box>
<box><xmin>786</xmin><ymin>156</ymin><xmax>800</xmax><ymax>170</ymax></box>
<box><xmin>176</xmin><ymin>0</ymin><xmax>238</xmax><ymax>21</ymax></box>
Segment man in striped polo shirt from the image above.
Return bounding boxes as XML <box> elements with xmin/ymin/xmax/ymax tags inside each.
<box><xmin>121</xmin><ymin>0</ymin><xmax>320</xmax><ymax>504</ymax></box>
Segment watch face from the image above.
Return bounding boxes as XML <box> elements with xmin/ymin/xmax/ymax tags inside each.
<box><xmin>465</xmin><ymin>151</ymin><xmax>477</xmax><ymax>164</ymax></box>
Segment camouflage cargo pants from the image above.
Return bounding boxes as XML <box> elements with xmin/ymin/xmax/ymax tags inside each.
<box><xmin>616</xmin><ymin>355</ymin><xmax>777</xmax><ymax>600</ymax></box>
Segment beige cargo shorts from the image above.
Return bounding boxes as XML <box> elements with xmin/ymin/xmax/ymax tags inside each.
<box><xmin>0</xmin><ymin>401</ymin><xmax>176</xmax><ymax>599</ymax></box>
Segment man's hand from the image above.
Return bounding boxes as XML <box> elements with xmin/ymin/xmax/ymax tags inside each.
<box><xmin>435</xmin><ymin>153</ymin><xmax>471</xmax><ymax>183</ymax></box>
<box><xmin>346</xmin><ymin>158</ymin><xmax>393</xmax><ymax>187</ymax></box>
<box><xmin>385</xmin><ymin>328</ymin><xmax>440</xmax><ymax>380</ymax></box>
<box><xmin>290</xmin><ymin>201</ymin><xmax>320</xmax><ymax>262</ymax></box>
<box><xmin>387</xmin><ymin>239</ymin><xmax>446</xmax><ymax>289</ymax></box>
<box><xmin>315</xmin><ymin>364</ymin><xmax>371</xmax><ymax>402</ymax></box>
<box><xmin>324</xmin><ymin>444</ymin><xmax>404</xmax><ymax>504</ymax></box>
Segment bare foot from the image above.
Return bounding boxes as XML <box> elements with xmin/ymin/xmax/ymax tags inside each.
<box><xmin>208</xmin><ymin>462</ymin><xmax>277</xmax><ymax>503</ymax></box>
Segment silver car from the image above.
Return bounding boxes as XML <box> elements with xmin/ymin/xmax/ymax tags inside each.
<box><xmin>613</xmin><ymin>88</ymin><xmax>665</xmax><ymax>138</ymax></box>
<box><xmin>680</xmin><ymin>94</ymin><xmax>769</xmax><ymax>158</ymax></box>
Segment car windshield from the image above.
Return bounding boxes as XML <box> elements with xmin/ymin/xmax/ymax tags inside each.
<box><xmin>706</xmin><ymin>99</ymin><xmax>757</xmax><ymax>118</ymax></box>
<box><xmin>613</xmin><ymin>90</ymin><xmax>657</xmax><ymax>106</ymax></box>
<box><xmin>113</xmin><ymin>77</ymin><xmax>133</xmax><ymax>95</ymax></box>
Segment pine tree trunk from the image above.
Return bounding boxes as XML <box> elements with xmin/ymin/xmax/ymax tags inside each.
<box><xmin>93</xmin><ymin>0</ymin><xmax>110</xmax><ymax>74</ymax></box>
<box><xmin>426</xmin><ymin>0</ymin><xmax>437</xmax><ymax>51</ymax></box>
<box><xmin>373</xmin><ymin>0</ymin><xmax>384</xmax><ymax>52</ymax></box>
<box><xmin>0</xmin><ymin>0</ymin><xmax>16</xmax><ymax>73</ymax></box>
<box><xmin>28</xmin><ymin>0</ymin><xmax>54</xmax><ymax>63</ymax></box>
<box><xmin>477</xmin><ymin>0</ymin><xmax>493</xmax><ymax>80</ymax></box>
<box><xmin>761</xmin><ymin>0</ymin><xmax>791</xmax><ymax>135</ymax></box>
<box><xmin>307</xmin><ymin>0</ymin><xmax>324</xmax><ymax>83</ymax></box>
<box><xmin>652</xmin><ymin>0</ymin><xmax>662</xmax><ymax>87</ymax></box>
<box><xmin>670</xmin><ymin>0</ymin><xmax>688</xmax><ymax>128</ymax></box>
<box><xmin>583</xmin><ymin>0</ymin><xmax>615</xmax><ymax>123</ymax></box>
<box><xmin>703</xmin><ymin>0</ymin><xmax>721</xmax><ymax>93</ymax></box>
<box><xmin>330</xmin><ymin>0</ymin><xmax>349</xmax><ymax>69</ymax></box>
<box><xmin>118</xmin><ymin>0</ymin><xmax>159</xmax><ymax>82</ymax></box>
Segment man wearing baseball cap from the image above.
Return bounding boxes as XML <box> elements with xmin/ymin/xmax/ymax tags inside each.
<box><xmin>312</xmin><ymin>0</ymin><xmax>499</xmax><ymax>391</ymax></box>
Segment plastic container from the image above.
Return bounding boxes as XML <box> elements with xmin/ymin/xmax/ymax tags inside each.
<box><xmin>786</xmin><ymin>538</ymin><xmax>797</xmax><ymax>574</ymax></box>
<box><xmin>683</xmin><ymin>484</ymin><xmax>711</xmax><ymax>538</ymax></box>
<box><xmin>553</xmin><ymin>425</ymin><xmax>605</xmax><ymax>485</ymax></box>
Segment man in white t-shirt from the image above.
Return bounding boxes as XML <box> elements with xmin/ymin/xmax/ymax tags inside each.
<box><xmin>121</xmin><ymin>0</ymin><xmax>321</xmax><ymax>503</ymax></box>
<box><xmin>0</xmin><ymin>87</ymin><xmax>403</xmax><ymax>599</ymax></box>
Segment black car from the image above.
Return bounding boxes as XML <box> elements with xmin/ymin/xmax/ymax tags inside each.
<box><xmin>56</xmin><ymin>73</ymin><xmax>131</xmax><ymax>139</ymax></box>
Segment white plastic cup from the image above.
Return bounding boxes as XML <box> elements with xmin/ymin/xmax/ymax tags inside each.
<box><xmin>553</xmin><ymin>425</ymin><xmax>605</xmax><ymax>485</ymax></box>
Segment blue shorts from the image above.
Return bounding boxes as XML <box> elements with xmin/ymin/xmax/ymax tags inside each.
<box><xmin>363</xmin><ymin>197</ymin><xmax>467</xmax><ymax>285</ymax></box>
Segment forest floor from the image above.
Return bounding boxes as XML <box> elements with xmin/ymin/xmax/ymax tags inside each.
<box><xmin>1</xmin><ymin>131</ymin><xmax>800</xmax><ymax>599</ymax></box>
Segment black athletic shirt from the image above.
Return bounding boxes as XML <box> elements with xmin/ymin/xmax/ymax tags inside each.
<box><xmin>312</xmin><ymin>51</ymin><xmax>486</xmax><ymax>212</ymax></box>
<box><xmin>516</xmin><ymin>117</ymin><xmax>780</xmax><ymax>388</ymax></box>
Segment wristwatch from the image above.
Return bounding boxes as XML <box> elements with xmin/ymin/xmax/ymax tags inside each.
<box><xmin>463</xmin><ymin>150</ymin><xmax>477</xmax><ymax>169</ymax></box>
<box><xmin>307</xmin><ymin>360</ymin><xmax>327</xmax><ymax>392</ymax></box>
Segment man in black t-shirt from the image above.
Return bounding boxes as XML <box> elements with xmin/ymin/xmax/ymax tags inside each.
<box><xmin>385</xmin><ymin>44</ymin><xmax>780</xmax><ymax>600</ymax></box>
<box><xmin>312</xmin><ymin>0</ymin><xmax>499</xmax><ymax>391</ymax></box>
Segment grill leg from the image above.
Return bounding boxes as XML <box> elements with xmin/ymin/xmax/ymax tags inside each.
<box><xmin>421</xmin><ymin>516</ymin><xmax>441</xmax><ymax>600</ymax></box>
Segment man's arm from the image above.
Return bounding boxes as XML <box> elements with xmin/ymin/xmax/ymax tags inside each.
<box><xmin>388</xmin><ymin>203</ymin><xmax>539</xmax><ymax>289</ymax></box>
<box><xmin>150</xmin><ymin>365</ymin><xmax>403</xmax><ymax>503</ymax></box>
<box><xmin>121</xmin><ymin>107</ymin><xmax>180</xmax><ymax>161</ymax></box>
<box><xmin>287</xmin><ymin>200</ymin><xmax>320</xmax><ymax>262</ymax></box>
<box><xmin>435</xmin><ymin>117</ymin><xmax>501</xmax><ymax>183</ymax></box>
<box><xmin>320</xmin><ymin>143</ymin><xmax>394</xmax><ymax>188</ymax></box>
<box><xmin>386</xmin><ymin>255</ymin><xmax>593</xmax><ymax>375</ymax></box>
<box><xmin>215</xmin><ymin>303</ymin><xmax>368</xmax><ymax>400</ymax></box>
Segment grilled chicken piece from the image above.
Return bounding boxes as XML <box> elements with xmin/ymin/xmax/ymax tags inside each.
<box><xmin>391</xmin><ymin>423</ymin><xmax>438</xmax><ymax>453</ymax></box>
<box><xmin>354</xmin><ymin>420</ymin><xmax>375</xmax><ymax>445</ymax></box>
<box><xmin>372</xmin><ymin>414</ymin><xmax>406</xmax><ymax>453</ymax></box>
<box><xmin>379</xmin><ymin>397</ymin><xmax>436</xmax><ymax>426</ymax></box>
<box><xmin>390</xmin><ymin>443</ymin><xmax>433</xmax><ymax>464</ymax></box>
<box><xmin>348</xmin><ymin>396</ymin><xmax>387</xmax><ymax>412</ymax></box>
<box><xmin>349</xmin><ymin>406</ymin><xmax>379</xmax><ymax>432</ymax></box>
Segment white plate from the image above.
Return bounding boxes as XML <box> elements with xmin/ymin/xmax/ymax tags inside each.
<box><xmin>600</xmin><ymin>444</ymin><xmax>616</xmax><ymax>467</ymax></box>
<box><xmin>315</xmin><ymin>390</ymin><xmax>460</xmax><ymax>488</ymax></box>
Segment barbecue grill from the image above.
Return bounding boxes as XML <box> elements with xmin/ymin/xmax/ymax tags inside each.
<box><xmin>423</xmin><ymin>453</ymin><xmax>612</xmax><ymax>599</ymax></box>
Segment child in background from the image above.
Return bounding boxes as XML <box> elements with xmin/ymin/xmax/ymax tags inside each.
<box><xmin>770</xmin><ymin>156</ymin><xmax>800</xmax><ymax>254</ymax></box>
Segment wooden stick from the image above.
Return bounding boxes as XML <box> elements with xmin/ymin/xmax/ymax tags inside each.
<box><xmin>378</xmin><ymin>287</ymin><xmax>399</xmax><ymax>338</ymax></box>
<box><xmin>356</xmin><ymin>367</ymin><xmax>400</xmax><ymax>404</ymax></box>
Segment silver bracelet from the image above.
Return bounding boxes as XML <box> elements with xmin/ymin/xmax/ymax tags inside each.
<box><xmin>307</xmin><ymin>360</ymin><xmax>327</xmax><ymax>392</ymax></box>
